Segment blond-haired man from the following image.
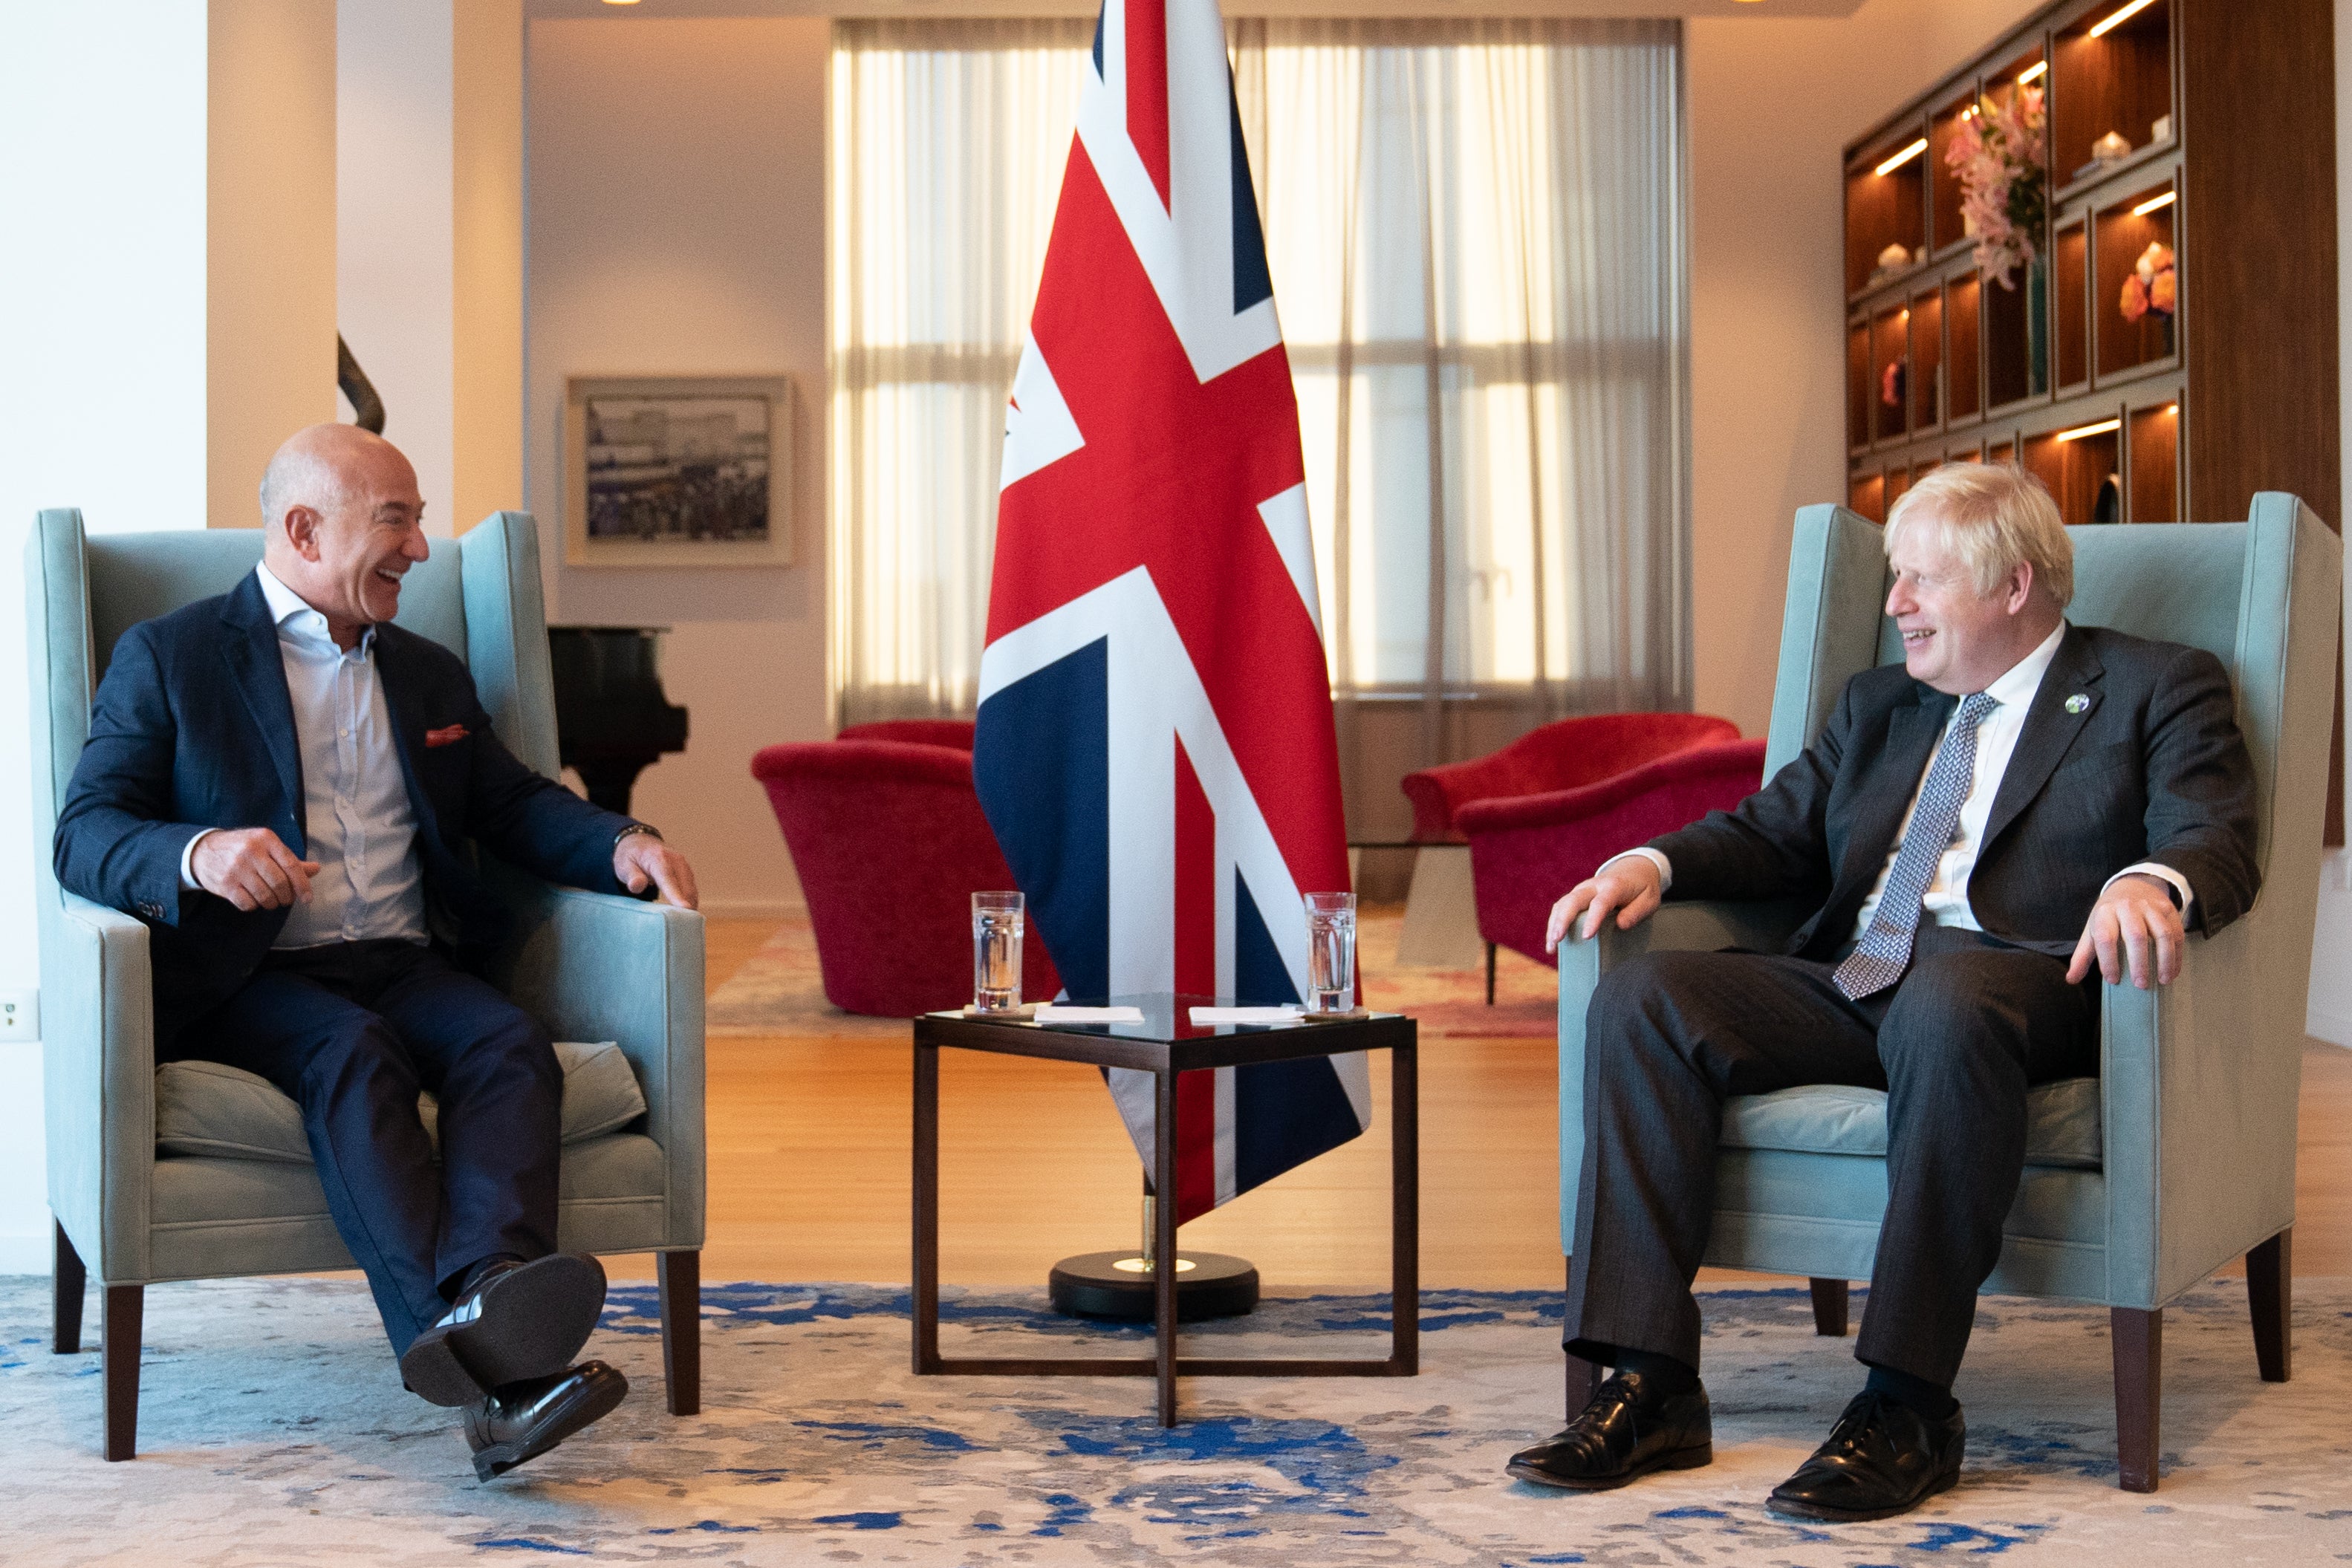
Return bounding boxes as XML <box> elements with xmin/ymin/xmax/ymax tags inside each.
<box><xmin>1508</xmin><ymin>464</ymin><xmax>2258</xmax><ymax>1520</ymax></box>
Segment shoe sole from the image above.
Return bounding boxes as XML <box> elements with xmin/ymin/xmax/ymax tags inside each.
<box><xmin>402</xmin><ymin>1255</ymin><xmax>608</xmax><ymax>1408</ymax></box>
<box><xmin>471</xmin><ymin>1372</ymin><xmax>630</xmax><ymax>1482</ymax></box>
<box><xmin>1508</xmin><ymin>1443</ymin><xmax>1713</xmax><ymax>1491</ymax></box>
<box><xmin>1764</xmin><ymin>1466</ymin><xmax>1960</xmax><ymax>1523</ymax></box>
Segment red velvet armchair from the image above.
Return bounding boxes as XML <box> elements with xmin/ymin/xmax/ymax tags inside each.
<box><xmin>751</xmin><ymin>732</ymin><xmax>1059</xmax><ymax>1017</ymax></box>
<box><xmin>1458</xmin><ymin>738</ymin><xmax>1766</xmax><ymax>996</ymax></box>
<box><xmin>1399</xmin><ymin>712</ymin><xmax>1741</xmax><ymax>842</ymax></box>
<box><xmin>836</xmin><ymin>718</ymin><xmax>976</xmax><ymax>750</ymax></box>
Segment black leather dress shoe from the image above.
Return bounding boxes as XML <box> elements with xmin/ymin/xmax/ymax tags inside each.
<box><xmin>1767</xmin><ymin>1391</ymin><xmax>1966</xmax><ymax>1523</ymax></box>
<box><xmin>1506</xmin><ymin>1371</ymin><xmax>1713</xmax><ymax>1491</ymax></box>
<box><xmin>400</xmin><ymin>1253</ymin><xmax>608</xmax><ymax>1408</ymax></box>
<box><xmin>464</xmin><ymin>1361</ymin><xmax>630</xmax><ymax>1481</ymax></box>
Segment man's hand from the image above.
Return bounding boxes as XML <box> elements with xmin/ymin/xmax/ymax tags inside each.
<box><xmin>2067</xmin><ymin>873</ymin><xmax>2185</xmax><ymax>989</ymax></box>
<box><xmin>615</xmin><ymin>833</ymin><xmax>699</xmax><ymax>911</ymax></box>
<box><xmin>1546</xmin><ymin>855</ymin><xmax>1665</xmax><ymax>952</ymax></box>
<box><xmin>192</xmin><ymin>828</ymin><xmax>320</xmax><ymax>912</ymax></box>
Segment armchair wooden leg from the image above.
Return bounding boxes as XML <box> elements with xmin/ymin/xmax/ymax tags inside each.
<box><xmin>2247</xmin><ymin>1227</ymin><xmax>2291</xmax><ymax>1383</ymax></box>
<box><xmin>53</xmin><ymin>1221</ymin><xmax>87</xmax><ymax>1354</ymax></box>
<box><xmin>1808</xmin><ymin>1278</ymin><xmax>1848</xmax><ymax>1337</ymax></box>
<box><xmin>103</xmin><ymin>1284</ymin><xmax>143</xmax><ymax>1462</ymax></box>
<box><xmin>657</xmin><ymin>1249</ymin><xmax>702</xmax><ymax>1416</ymax></box>
<box><xmin>2111</xmin><ymin>1306</ymin><xmax>2161</xmax><ymax>1492</ymax></box>
<box><xmin>1485</xmin><ymin>943</ymin><xmax>1497</xmax><ymax>1006</ymax></box>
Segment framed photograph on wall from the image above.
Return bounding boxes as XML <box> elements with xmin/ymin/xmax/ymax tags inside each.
<box><xmin>562</xmin><ymin>374</ymin><xmax>794</xmax><ymax>567</ymax></box>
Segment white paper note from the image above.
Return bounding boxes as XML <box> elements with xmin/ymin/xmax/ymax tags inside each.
<box><xmin>1034</xmin><ymin>1005</ymin><xmax>1147</xmax><ymax>1024</ymax></box>
<box><xmin>1188</xmin><ymin>1006</ymin><xmax>1303</xmax><ymax>1026</ymax></box>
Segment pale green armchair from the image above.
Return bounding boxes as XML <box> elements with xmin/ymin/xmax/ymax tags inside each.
<box><xmin>25</xmin><ymin>509</ymin><xmax>708</xmax><ymax>1460</ymax></box>
<box><xmin>1557</xmin><ymin>493</ymin><xmax>2339</xmax><ymax>1492</ymax></box>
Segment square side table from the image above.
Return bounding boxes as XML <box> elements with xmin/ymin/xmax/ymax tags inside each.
<box><xmin>912</xmin><ymin>998</ymin><xmax>1417</xmax><ymax>1425</ymax></box>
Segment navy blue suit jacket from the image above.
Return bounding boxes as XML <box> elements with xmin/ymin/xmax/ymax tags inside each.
<box><xmin>54</xmin><ymin>571</ymin><xmax>636</xmax><ymax>1035</ymax></box>
<box><xmin>1648</xmin><ymin>623</ymin><xmax>2262</xmax><ymax>961</ymax></box>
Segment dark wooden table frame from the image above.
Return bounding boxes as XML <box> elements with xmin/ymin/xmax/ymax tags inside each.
<box><xmin>912</xmin><ymin>1007</ymin><xmax>1418</xmax><ymax>1425</ymax></box>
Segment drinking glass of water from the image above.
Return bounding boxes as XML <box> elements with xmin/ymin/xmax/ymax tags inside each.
<box><xmin>1304</xmin><ymin>891</ymin><xmax>1357</xmax><ymax>1013</ymax></box>
<box><xmin>972</xmin><ymin>891</ymin><xmax>1025</xmax><ymax>1013</ymax></box>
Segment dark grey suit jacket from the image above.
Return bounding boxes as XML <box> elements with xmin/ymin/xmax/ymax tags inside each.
<box><xmin>1649</xmin><ymin>623</ymin><xmax>2262</xmax><ymax>960</ymax></box>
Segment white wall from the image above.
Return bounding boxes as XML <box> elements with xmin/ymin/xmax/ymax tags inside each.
<box><xmin>526</xmin><ymin>17</ymin><xmax>831</xmax><ymax>914</ymax></box>
<box><xmin>0</xmin><ymin>0</ymin><xmax>339</xmax><ymax>1274</ymax></box>
<box><xmin>339</xmin><ymin>0</ymin><xmax>458</xmax><ymax>532</ymax></box>
<box><xmin>2312</xmin><ymin>0</ymin><xmax>2352</xmax><ymax>1049</ymax></box>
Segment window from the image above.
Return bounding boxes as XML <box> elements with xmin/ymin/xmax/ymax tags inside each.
<box><xmin>830</xmin><ymin>18</ymin><xmax>1689</xmax><ymax>747</ymax></box>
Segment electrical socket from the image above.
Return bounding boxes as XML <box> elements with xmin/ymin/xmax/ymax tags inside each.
<box><xmin>0</xmin><ymin>990</ymin><xmax>37</xmax><ymax>1041</ymax></box>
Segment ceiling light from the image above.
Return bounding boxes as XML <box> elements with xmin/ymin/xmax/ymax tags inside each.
<box><xmin>1875</xmin><ymin>138</ymin><xmax>1929</xmax><ymax>176</ymax></box>
<box><xmin>2056</xmin><ymin>418</ymin><xmax>2122</xmax><ymax>442</ymax></box>
<box><xmin>2133</xmin><ymin>190</ymin><xmax>2177</xmax><ymax>216</ymax></box>
<box><xmin>2018</xmin><ymin>61</ymin><xmax>2047</xmax><ymax>83</ymax></box>
<box><xmin>2091</xmin><ymin>0</ymin><xmax>2160</xmax><ymax>38</ymax></box>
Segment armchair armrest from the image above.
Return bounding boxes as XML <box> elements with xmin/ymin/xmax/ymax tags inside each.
<box><xmin>492</xmin><ymin>876</ymin><xmax>706</xmax><ymax>1249</ymax></box>
<box><xmin>2096</xmin><ymin>911</ymin><xmax>2294</xmax><ymax>1308</ymax></box>
<box><xmin>41</xmin><ymin>890</ymin><xmax>157</xmax><ymax>1282</ymax></box>
<box><xmin>1556</xmin><ymin>896</ymin><xmax>1812</xmax><ymax>1255</ymax></box>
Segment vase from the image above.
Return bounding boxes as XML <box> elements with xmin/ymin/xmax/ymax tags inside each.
<box><xmin>2027</xmin><ymin>256</ymin><xmax>2050</xmax><ymax>396</ymax></box>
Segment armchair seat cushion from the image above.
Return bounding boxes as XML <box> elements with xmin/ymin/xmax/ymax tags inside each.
<box><xmin>1720</xmin><ymin>1077</ymin><xmax>2102</xmax><ymax>1169</ymax></box>
<box><xmin>154</xmin><ymin>1040</ymin><xmax>647</xmax><ymax>1165</ymax></box>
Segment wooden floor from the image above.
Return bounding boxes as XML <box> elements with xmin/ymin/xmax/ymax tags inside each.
<box><xmin>605</xmin><ymin>915</ymin><xmax>2352</xmax><ymax>1287</ymax></box>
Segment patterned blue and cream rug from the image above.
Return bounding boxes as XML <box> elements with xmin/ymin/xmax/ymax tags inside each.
<box><xmin>1</xmin><ymin>1276</ymin><xmax>2347</xmax><ymax>1565</ymax></box>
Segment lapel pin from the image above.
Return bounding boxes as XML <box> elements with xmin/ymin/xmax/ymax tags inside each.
<box><xmin>2065</xmin><ymin>694</ymin><xmax>2090</xmax><ymax>715</ymax></box>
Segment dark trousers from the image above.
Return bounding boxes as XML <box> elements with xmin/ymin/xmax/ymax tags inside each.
<box><xmin>1564</xmin><ymin>923</ymin><xmax>2099</xmax><ymax>1388</ymax></box>
<box><xmin>171</xmin><ymin>940</ymin><xmax>562</xmax><ymax>1358</ymax></box>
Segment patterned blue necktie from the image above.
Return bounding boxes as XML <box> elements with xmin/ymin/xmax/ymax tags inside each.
<box><xmin>1833</xmin><ymin>692</ymin><xmax>2000</xmax><ymax>1001</ymax></box>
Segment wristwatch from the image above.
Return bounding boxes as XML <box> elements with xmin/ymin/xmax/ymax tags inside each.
<box><xmin>614</xmin><ymin>823</ymin><xmax>662</xmax><ymax>848</ymax></box>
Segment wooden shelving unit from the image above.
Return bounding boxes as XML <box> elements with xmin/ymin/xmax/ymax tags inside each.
<box><xmin>1839</xmin><ymin>0</ymin><xmax>2343</xmax><ymax>833</ymax></box>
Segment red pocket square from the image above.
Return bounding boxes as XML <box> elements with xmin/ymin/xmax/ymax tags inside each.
<box><xmin>424</xmin><ymin>723</ymin><xmax>470</xmax><ymax>748</ymax></box>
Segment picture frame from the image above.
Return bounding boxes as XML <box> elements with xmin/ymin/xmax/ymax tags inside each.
<box><xmin>562</xmin><ymin>374</ymin><xmax>795</xmax><ymax>567</ymax></box>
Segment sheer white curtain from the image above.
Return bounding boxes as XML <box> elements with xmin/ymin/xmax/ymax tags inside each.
<box><xmin>828</xmin><ymin>19</ymin><xmax>1690</xmax><ymax>761</ymax></box>
<box><xmin>828</xmin><ymin>19</ymin><xmax>1089</xmax><ymax>722</ymax></box>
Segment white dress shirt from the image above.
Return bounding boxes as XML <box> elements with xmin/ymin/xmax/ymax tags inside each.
<box><xmin>1607</xmin><ymin>621</ymin><xmax>2194</xmax><ymax>938</ymax></box>
<box><xmin>179</xmin><ymin>564</ymin><xmax>429</xmax><ymax>949</ymax></box>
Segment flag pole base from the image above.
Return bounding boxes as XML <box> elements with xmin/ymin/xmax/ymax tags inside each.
<box><xmin>1047</xmin><ymin>1250</ymin><xmax>1260</xmax><ymax>1323</ymax></box>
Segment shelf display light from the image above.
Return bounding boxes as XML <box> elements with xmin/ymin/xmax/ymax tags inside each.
<box><xmin>2089</xmin><ymin>0</ymin><xmax>2160</xmax><ymax>38</ymax></box>
<box><xmin>2132</xmin><ymin>190</ymin><xmax>2177</xmax><ymax>217</ymax></box>
<box><xmin>1875</xmin><ymin>137</ymin><xmax>1929</xmax><ymax>176</ymax></box>
<box><xmin>2056</xmin><ymin>417</ymin><xmax>2122</xmax><ymax>442</ymax></box>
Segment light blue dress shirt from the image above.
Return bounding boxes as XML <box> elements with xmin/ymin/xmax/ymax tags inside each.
<box><xmin>179</xmin><ymin>563</ymin><xmax>429</xmax><ymax>949</ymax></box>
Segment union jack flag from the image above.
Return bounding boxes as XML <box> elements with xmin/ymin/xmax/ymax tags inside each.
<box><xmin>973</xmin><ymin>0</ymin><xmax>1370</xmax><ymax>1225</ymax></box>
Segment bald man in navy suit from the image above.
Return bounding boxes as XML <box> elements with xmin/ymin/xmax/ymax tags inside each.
<box><xmin>56</xmin><ymin>425</ymin><xmax>700</xmax><ymax>1479</ymax></box>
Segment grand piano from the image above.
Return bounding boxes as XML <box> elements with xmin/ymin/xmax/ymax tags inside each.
<box><xmin>546</xmin><ymin>625</ymin><xmax>690</xmax><ymax>815</ymax></box>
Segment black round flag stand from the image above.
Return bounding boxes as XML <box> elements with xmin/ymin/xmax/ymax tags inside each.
<box><xmin>1048</xmin><ymin>1249</ymin><xmax>1259</xmax><ymax>1323</ymax></box>
<box><xmin>1047</xmin><ymin>1191</ymin><xmax>1260</xmax><ymax>1323</ymax></box>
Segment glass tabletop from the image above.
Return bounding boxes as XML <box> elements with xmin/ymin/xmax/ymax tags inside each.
<box><xmin>926</xmin><ymin>992</ymin><xmax>1391</xmax><ymax>1043</ymax></box>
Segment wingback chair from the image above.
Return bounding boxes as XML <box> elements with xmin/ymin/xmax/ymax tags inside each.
<box><xmin>1556</xmin><ymin>494</ymin><xmax>2339</xmax><ymax>1493</ymax></box>
<box><xmin>24</xmin><ymin>509</ymin><xmax>709</xmax><ymax>1460</ymax></box>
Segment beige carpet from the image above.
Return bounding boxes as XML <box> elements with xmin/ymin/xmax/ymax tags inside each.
<box><xmin>3</xmin><ymin>1275</ymin><xmax>2348</xmax><ymax>1565</ymax></box>
<box><xmin>709</xmin><ymin>905</ymin><xmax>1561</xmax><ymax>1038</ymax></box>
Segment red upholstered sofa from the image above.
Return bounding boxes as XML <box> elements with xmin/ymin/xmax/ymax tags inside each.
<box><xmin>1398</xmin><ymin>712</ymin><xmax>1742</xmax><ymax>842</ymax></box>
<box><xmin>750</xmin><ymin>726</ymin><xmax>1059</xmax><ymax>1017</ymax></box>
<box><xmin>1458</xmin><ymin>738</ymin><xmax>1767</xmax><ymax>983</ymax></box>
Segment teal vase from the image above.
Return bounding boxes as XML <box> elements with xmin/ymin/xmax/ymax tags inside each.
<box><xmin>2027</xmin><ymin>256</ymin><xmax>2050</xmax><ymax>396</ymax></box>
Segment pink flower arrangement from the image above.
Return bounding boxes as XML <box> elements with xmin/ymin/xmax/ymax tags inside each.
<box><xmin>1945</xmin><ymin>86</ymin><xmax>2047</xmax><ymax>290</ymax></box>
<box><xmin>2120</xmin><ymin>241</ymin><xmax>2176</xmax><ymax>322</ymax></box>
